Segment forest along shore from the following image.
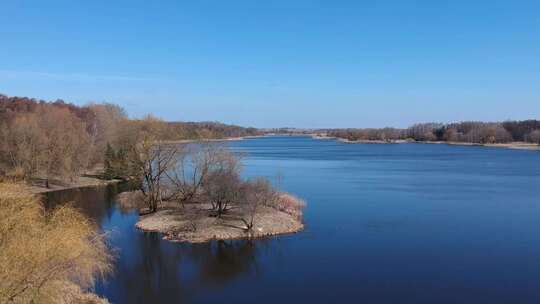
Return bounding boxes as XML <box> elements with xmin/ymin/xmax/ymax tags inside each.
<box><xmin>309</xmin><ymin>121</ymin><xmax>540</xmax><ymax>151</ymax></box>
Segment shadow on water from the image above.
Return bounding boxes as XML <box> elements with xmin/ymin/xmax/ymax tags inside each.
<box><xmin>44</xmin><ymin>182</ymin><xmax>131</xmax><ymax>226</ymax></box>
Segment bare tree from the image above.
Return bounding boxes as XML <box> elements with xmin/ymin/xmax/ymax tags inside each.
<box><xmin>165</xmin><ymin>142</ymin><xmax>225</xmax><ymax>206</ymax></box>
<box><xmin>0</xmin><ymin>113</ymin><xmax>43</xmax><ymax>179</ymax></box>
<box><xmin>239</xmin><ymin>178</ymin><xmax>277</xmax><ymax>232</ymax></box>
<box><xmin>86</xmin><ymin>102</ymin><xmax>128</xmax><ymax>165</ymax></box>
<box><xmin>201</xmin><ymin>148</ymin><xmax>242</xmax><ymax>217</ymax></box>
<box><xmin>128</xmin><ymin>116</ymin><xmax>179</xmax><ymax>213</ymax></box>
<box><xmin>528</xmin><ymin>130</ymin><xmax>540</xmax><ymax>145</ymax></box>
<box><xmin>36</xmin><ymin>106</ymin><xmax>92</xmax><ymax>187</ymax></box>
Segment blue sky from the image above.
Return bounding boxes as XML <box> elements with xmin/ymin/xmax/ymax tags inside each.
<box><xmin>1</xmin><ymin>0</ymin><xmax>539</xmax><ymax>128</ymax></box>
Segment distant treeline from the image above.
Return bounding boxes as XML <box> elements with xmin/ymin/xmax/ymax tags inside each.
<box><xmin>323</xmin><ymin>121</ymin><xmax>540</xmax><ymax>144</ymax></box>
<box><xmin>0</xmin><ymin>94</ymin><xmax>259</xmax><ymax>184</ymax></box>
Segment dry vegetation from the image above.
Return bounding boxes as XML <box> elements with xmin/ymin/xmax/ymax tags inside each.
<box><xmin>0</xmin><ymin>183</ymin><xmax>112</xmax><ymax>304</ymax></box>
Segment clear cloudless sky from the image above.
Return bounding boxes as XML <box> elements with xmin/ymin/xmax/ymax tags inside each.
<box><xmin>1</xmin><ymin>0</ymin><xmax>539</xmax><ymax>128</ymax></box>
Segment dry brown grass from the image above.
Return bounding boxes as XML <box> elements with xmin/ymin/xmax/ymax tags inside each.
<box><xmin>0</xmin><ymin>183</ymin><xmax>112</xmax><ymax>304</ymax></box>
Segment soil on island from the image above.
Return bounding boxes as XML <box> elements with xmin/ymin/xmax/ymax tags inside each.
<box><xmin>136</xmin><ymin>202</ymin><xmax>304</xmax><ymax>243</ymax></box>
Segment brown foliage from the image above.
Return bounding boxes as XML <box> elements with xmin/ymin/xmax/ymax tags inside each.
<box><xmin>0</xmin><ymin>105</ymin><xmax>92</xmax><ymax>185</ymax></box>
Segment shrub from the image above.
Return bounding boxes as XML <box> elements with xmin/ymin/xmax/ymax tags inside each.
<box><xmin>0</xmin><ymin>183</ymin><xmax>112</xmax><ymax>303</ymax></box>
<box><xmin>273</xmin><ymin>193</ymin><xmax>306</xmax><ymax>222</ymax></box>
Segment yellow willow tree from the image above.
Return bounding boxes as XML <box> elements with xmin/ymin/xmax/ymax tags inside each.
<box><xmin>0</xmin><ymin>183</ymin><xmax>112</xmax><ymax>303</ymax></box>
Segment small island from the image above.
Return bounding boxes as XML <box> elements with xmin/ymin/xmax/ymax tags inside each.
<box><xmin>115</xmin><ymin>134</ymin><xmax>306</xmax><ymax>243</ymax></box>
<box><xmin>131</xmin><ymin>192</ymin><xmax>304</xmax><ymax>243</ymax></box>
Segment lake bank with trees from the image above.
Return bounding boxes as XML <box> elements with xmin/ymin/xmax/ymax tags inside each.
<box><xmin>0</xmin><ymin>94</ymin><xmax>260</xmax><ymax>190</ymax></box>
<box><xmin>299</xmin><ymin>120</ymin><xmax>540</xmax><ymax>151</ymax></box>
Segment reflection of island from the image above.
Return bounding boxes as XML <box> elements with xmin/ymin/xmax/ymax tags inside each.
<box><xmin>187</xmin><ymin>240</ymin><xmax>259</xmax><ymax>286</ymax></box>
<box><xmin>99</xmin><ymin>232</ymin><xmax>262</xmax><ymax>303</ymax></box>
<box><xmin>44</xmin><ymin>184</ymin><xmax>272</xmax><ymax>303</ymax></box>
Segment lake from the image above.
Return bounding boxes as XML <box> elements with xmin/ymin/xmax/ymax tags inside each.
<box><xmin>47</xmin><ymin>136</ymin><xmax>540</xmax><ymax>303</ymax></box>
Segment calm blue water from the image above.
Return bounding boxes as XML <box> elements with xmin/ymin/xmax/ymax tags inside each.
<box><xmin>50</xmin><ymin>136</ymin><xmax>540</xmax><ymax>303</ymax></box>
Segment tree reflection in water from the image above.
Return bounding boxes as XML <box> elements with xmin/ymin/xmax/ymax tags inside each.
<box><xmin>46</xmin><ymin>184</ymin><xmax>267</xmax><ymax>304</ymax></box>
<box><xmin>105</xmin><ymin>233</ymin><xmax>263</xmax><ymax>303</ymax></box>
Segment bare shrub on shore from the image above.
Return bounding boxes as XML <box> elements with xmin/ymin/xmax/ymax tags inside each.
<box><xmin>0</xmin><ymin>183</ymin><xmax>112</xmax><ymax>304</ymax></box>
<box><xmin>273</xmin><ymin>193</ymin><xmax>306</xmax><ymax>222</ymax></box>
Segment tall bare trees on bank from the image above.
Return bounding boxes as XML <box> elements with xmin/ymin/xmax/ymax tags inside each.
<box><xmin>0</xmin><ymin>94</ymin><xmax>260</xmax><ymax>185</ymax></box>
<box><xmin>0</xmin><ymin>106</ymin><xmax>93</xmax><ymax>186</ymax></box>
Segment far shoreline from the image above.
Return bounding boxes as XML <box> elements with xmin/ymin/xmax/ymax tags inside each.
<box><xmin>310</xmin><ymin>134</ymin><xmax>540</xmax><ymax>151</ymax></box>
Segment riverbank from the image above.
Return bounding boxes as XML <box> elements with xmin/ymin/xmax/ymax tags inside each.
<box><xmin>423</xmin><ymin>141</ymin><xmax>540</xmax><ymax>151</ymax></box>
<box><xmin>23</xmin><ymin>175</ymin><xmax>123</xmax><ymax>194</ymax></box>
<box><xmin>311</xmin><ymin>134</ymin><xmax>540</xmax><ymax>151</ymax></box>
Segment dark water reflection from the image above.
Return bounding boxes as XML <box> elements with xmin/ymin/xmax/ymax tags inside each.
<box><xmin>46</xmin><ymin>184</ymin><xmax>267</xmax><ymax>304</ymax></box>
<box><xmin>46</xmin><ymin>137</ymin><xmax>540</xmax><ymax>303</ymax></box>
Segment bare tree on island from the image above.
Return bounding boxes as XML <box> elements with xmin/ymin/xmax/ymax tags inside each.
<box><xmin>166</xmin><ymin>142</ymin><xmax>226</xmax><ymax>206</ymax></box>
<box><xmin>128</xmin><ymin>116</ymin><xmax>180</xmax><ymax>213</ymax></box>
<box><xmin>239</xmin><ymin>178</ymin><xmax>278</xmax><ymax>232</ymax></box>
<box><xmin>201</xmin><ymin>149</ymin><xmax>242</xmax><ymax>217</ymax></box>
